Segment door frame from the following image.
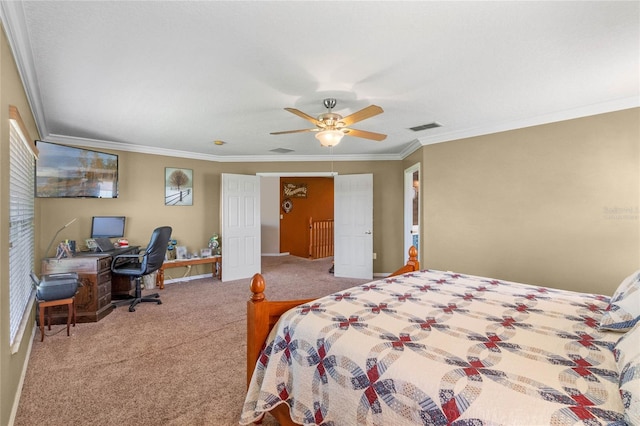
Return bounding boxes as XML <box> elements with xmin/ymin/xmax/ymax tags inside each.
<box><xmin>404</xmin><ymin>163</ymin><xmax>421</xmax><ymax>262</ymax></box>
<box><xmin>257</xmin><ymin>172</ymin><xmax>337</xmax><ymax>256</ymax></box>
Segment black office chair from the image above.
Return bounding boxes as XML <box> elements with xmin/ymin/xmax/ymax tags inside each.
<box><xmin>111</xmin><ymin>226</ymin><xmax>172</xmax><ymax>312</ymax></box>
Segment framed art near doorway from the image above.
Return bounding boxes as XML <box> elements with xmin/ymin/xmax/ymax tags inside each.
<box><xmin>165</xmin><ymin>168</ymin><xmax>193</xmax><ymax>206</ymax></box>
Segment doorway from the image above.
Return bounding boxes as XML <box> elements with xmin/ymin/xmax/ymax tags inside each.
<box><xmin>404</xmin><ymin>164</ymin><xmax>420</xmax><ymax>259</ymax></box>
<box><xmin>231</xmin><ymin>172</ymin><xmax>373</xmax><ymax>281</ymax></box>
<box><xmin>279</xmin><ymin>177</ymin><xmax>334</xmax><ymax>258</ymax></box>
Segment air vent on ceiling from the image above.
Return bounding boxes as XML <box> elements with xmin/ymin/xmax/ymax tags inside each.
<box><xmin>409</xmin><ymin>122</ymin><xmax>442</xmax><ymax>132</ymax></box>
<box><xmin>270</xmin><ymin>148</ymin><xmax>294</xmax><ymax>154</ymax></box>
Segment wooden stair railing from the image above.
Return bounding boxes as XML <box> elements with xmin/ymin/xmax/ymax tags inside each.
<box><xmin>308</xmin><ymin>217</ymin><xmax>334</xmax><ymax>259</ymax></box>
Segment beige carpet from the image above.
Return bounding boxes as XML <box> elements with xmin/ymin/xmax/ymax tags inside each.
<box><xmin>14</xmin><ymin>256</ymin><xmax>369</xmax><ymax>426</ymax></box>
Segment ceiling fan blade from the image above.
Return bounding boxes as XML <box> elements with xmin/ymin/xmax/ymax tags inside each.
<box><xmin>270</xmin><ymin>128</ymin><xmax>318</xmax><ymax>135</ymax></box>
<box><xmin>284</xmin><ymin>108</ymin><xmax>322</xmax><ymax>126</ymax></box>
<box><xmin>339</xmin><ymin>105</ymin><xmax>384</xmax><ymax>127</ymax></box>
<box><xmin>343</xmin><ymin>128</ymin><xmax>387</xmax><ymax>141</ymax></box>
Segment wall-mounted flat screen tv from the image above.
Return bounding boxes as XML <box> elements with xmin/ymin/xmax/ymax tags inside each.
<box><xmin>35</xmin><ymin>141</ymin><xmax>118</xmax><ymax>198</ymax></box>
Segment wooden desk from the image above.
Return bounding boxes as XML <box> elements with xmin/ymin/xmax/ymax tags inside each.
<box><xmin>157</xmin><ymin>256</ymin><xmax>221</xmax><ymax>288</ymax></box>
<box><xmin>41</xmin><ymin>254</ymin><xmax>112</xmax><ymax>324</ymax></box>
<box><xmin>41</xmin><ymin>246</ymin><xmax>140</xmax><ymax>324</ymax></box>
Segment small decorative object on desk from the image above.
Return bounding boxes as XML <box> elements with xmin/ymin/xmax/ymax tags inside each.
<box><xmin>166</xmin><ymin>239</ymin><xmax>177</xmax><ymax>260</ymax></box>
<box><xmin>175</xmin><ymin>246</ymin><xmax>188</xmax><ymax>260</ymax></box>
<box><xmin>208</xmin><ymin>233</ymin><xmax>221</xmax><ymax>255</ymax></box>
<box><xmin>201</xmin><ymin>248</ymin><xmax>212</xmax><ymax>257</ymax></box>
<box><xmin>56</xmin><ymin>242</ymin><xmax>73</xmax><ymax>259</ymax></box>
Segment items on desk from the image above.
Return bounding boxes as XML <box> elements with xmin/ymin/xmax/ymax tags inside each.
<box><xmin>56</xmin><ymin>242</ymin><xmax>73</xmax><ymax>259</ymax></box>
<box><xmin>175</xmin><ymin>246</ymin><xmax>188</xmax><ymax>259</ymax></box>
<box><xmin>86</xmin><ymin>238</ymin><xmax>98</xmax><ymax>251</ymax></box>
<box><xmin>166</xmin><ymin>238</ymin><xmax>178</xmax><ymax>260</ymax></box>
<box><xmin>43</xmin><ymin>217</ymin><xmax>77</xmax><ymax>258</ymax></box>
<box><xmin>208</xmin><ymin>233</ymin><xmax>221</xmax><ymax>255</ymax></box>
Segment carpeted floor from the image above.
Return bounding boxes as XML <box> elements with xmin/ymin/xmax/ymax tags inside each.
<box><xmin>14</xmin><ymin>256</ymin><xmax>369</xmax><ymax>426</ymax></box>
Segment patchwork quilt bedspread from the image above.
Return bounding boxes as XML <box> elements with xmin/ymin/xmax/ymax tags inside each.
<box><xmin>241</xmin><ymin>270</ymin><xmax>625</xmax><ymax>425</ymax></box>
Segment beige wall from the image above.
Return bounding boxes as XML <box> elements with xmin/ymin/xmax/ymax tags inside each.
<box><xmin>0</xmin><ymin>25</ymin><xmax>41</xmax><ymax>426</ymax></box>
<box><xmin>37</xmin><ymin>158</ymin><xmax>405</xmax><ymax>276</ymax></box>
<box><xmin>421</xmin><ymin>108</ymin><xmax>639</xmax><ymax>295</ymax></box>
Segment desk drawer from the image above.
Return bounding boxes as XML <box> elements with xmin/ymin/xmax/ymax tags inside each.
<box><xmin>98</xmin><ymin>294</ymin><xmax>111</xmax><ymax>310</ymax></box>
<box><xmin>97</xmin><ymin>270</ymin><xmax>111</xmax><ymax>286</ymax></box>
<box><xmin>97</xmin><ymin>281</ymin><xmax>110</xmax><ymax>299</ymax></box>
<box><xmin>98</xmin><ymin>257</ymin><xmax>112</xmax><ymax>271</ymax></box>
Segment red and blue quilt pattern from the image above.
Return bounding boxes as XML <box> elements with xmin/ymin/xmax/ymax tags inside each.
<box><xmin>241</xmin><ymin>270</ymin><xmax>625</xmax><ymax>425</ymax></box>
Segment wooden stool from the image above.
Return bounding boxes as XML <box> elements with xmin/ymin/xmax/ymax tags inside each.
<box><xmin>38</xmin><ymin>297</ymin><xmax>76</xmax><ymax>342</ymax></box>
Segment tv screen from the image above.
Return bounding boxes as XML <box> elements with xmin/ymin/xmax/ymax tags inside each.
<box><xmin>35</xmin><ymin>140</ymin><xmax>118</xmax><ymax>198</ymax></box>
<box><xmin>91</xmin><ymin>216</ymin><xmax>126</xmax><ymax>238</ymax></box>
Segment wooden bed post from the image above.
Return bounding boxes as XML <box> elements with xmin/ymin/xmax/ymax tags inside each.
<box><xmin>247</xmin><ymin>273</ymin><xmax>315</xmax><ymax>389</ymax></box>
<box><xmin>247</xmin><ymin>273</ymin><xmax>267</xmax><ymax>388</ymax></box>
<box><xmin>388</xmin><ymin>245</ymin><xmax>420</xmax><ymax>276</ymax></box>
<box><xmin>407</xmin><ymin>245</ymin><xmax>419</xmax><ymax>270</ymax></box>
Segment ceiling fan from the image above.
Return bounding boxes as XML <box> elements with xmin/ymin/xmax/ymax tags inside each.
<box><xmin>271</xmin><ymin>98</ymin><xmax>386</xmax><ymax>147</ymax></box>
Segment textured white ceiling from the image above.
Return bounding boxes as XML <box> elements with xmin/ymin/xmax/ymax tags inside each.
<box><xmin>2</xmin><ymin>1</ymin><xmax>638</xmax><ymax>161</ymax></box>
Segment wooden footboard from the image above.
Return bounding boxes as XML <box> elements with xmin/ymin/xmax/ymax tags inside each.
<box><xmin>247</xmin><ymin>246</ymin><xmax>419</xmax><ymax>391</ymax></box>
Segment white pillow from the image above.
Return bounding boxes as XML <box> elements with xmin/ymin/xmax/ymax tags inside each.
<box><xmin>600</xmin><ymin>269</ymin><xmax>640</xmax><ymax>331</ymax></box>
<box><xmin>613</xmin><ymin>322</ymin><xmax>640</xmax><ymax>425</ymax></box>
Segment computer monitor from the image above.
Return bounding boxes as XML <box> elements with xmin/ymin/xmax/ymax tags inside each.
<box><xmin>91</xmin><ymin>216</ymin><xmax>126</xmax><ymax>238</ymax></box>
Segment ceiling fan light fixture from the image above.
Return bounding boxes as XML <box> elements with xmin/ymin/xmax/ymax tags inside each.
<box><xmin>315</xmin><ymin>129</ymin><xmax>344</xmax><ymax>147</ymax></box>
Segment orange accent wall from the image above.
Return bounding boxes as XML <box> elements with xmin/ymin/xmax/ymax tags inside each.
<box><xmin>280</xmin><ymin>177</ymin><xmax>334</xmax><ymax>258</ymax></box>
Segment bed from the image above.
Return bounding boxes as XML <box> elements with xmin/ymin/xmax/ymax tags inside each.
<box><xmin>242</xmin><ymin>248</ymin><xmax>640</xmax><ymax>425</ymax></box>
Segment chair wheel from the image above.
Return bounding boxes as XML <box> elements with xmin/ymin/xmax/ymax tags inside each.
<box><xmin>129</xmin><ymin>306</ymin><xmax>136</xmax><ymax>312</ymax></box>
<box><xmin>157</xmin><ymin>300</ymin><xmax>162</xmax><ymax>305</ymax></box>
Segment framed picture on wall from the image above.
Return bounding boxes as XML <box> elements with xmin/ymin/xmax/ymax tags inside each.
<box><xmin>165</xmin><ymin>168</ymin><xmax>193</xmax><ymax>206</ymax></box>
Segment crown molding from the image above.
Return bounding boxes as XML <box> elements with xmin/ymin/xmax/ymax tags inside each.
<box><xmin>416</xmin><ymin>97</ymin><xmax>639</xmax><ymax>147</ymax></box>
<box><xmin>1</xmin><ymin>1</ymin><xmax>48</xmax><ymax>139</ymax></box>
<box><xmin>45</xmin><ymin>134</ymin><xmax>406</xmax><ymax>163</ymax></box>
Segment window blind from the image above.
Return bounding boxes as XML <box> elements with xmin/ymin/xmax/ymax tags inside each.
<box><xmin>9</xmin><ymin>109</ymin><xmax>36</xmax><ymax>347</ymax></box>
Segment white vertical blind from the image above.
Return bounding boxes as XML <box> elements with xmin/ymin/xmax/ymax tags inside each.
<box><xmin>9</xmin><ymin>111</ymin><xmax>36</xmax><ymax>347</ymax></box>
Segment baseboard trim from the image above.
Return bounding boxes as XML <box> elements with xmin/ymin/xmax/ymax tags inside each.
<box><xmin>9</xmin><ymin>324</ymin><xmax>36</xmax><ymax>426</ymax></box>
<box><xmin>262</xmin><ymin>252</ymin><xmax>290</xmax><ymax>257</ymax></box>
<box><xmin>161</xmin><ymin>273</ymin><xmax>211</xmax><ymax>285</ymax></box>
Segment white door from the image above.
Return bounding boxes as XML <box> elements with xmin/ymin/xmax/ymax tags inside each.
<box><xmin>334</xmin><ymin>174</ymin><xmax>373</xmax><ymax>279</ymax></box>
<box><xmin>221</xmin><ymin>173</ymin><xmax>261</xmax><ymax>282</ymax></box>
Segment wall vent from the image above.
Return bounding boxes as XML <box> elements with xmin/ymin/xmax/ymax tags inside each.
<box><xmin>409</xmin><ymin>122</ymin><xmax>442</xmax><ymax>132</ymax></box>
<box><xmin>270</xmin><ymin>148</ymin><xmax>294</xmax><ymax>154</ymax></box>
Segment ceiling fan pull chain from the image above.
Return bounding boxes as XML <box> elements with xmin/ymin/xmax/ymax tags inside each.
<box><xmin>330</xmin><ymin>146</ymin><xmax>334</xmax><ymax>174</ymax></box>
